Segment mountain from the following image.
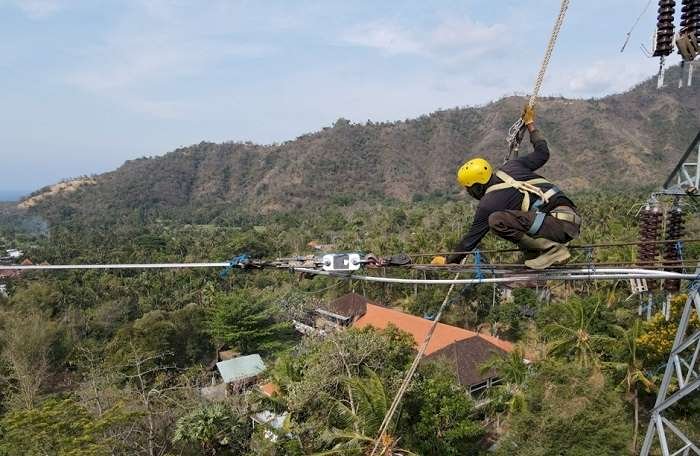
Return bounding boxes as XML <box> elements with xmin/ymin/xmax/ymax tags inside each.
<box><xmin>25</xmin><ymin>65</ymin><xmax>700</xmax><ymax>225</ymax></box>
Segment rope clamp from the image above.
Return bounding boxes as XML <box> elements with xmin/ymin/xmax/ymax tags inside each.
<box><xmin>219</xmin><ymin>254</ymin><xmax>251</xmax><ymax>278</ymax></box>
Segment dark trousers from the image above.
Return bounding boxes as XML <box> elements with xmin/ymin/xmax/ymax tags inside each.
<box><xmin>488</xmin><ymin>210</ymin><xmax>580</xmax><ymax>244</ymax></box>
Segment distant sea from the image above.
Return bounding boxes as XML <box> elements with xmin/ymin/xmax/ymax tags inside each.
<box><xmin>0</xmin><ymin>191</ymin><xmax>26</xmax><ymax>202</ymax></box>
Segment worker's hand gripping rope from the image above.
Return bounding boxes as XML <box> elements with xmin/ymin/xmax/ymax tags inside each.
<box><xmin>505</xmin><ymin>0</ymin><xmax>570</xmax><ymax>161</ymax></box>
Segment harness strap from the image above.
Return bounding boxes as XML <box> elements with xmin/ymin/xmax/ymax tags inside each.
<box><xmin>532</xmin><ymin>186</ymin><xmax>561</xmax><ymax>210</ymax></box>
<box><xmin>485</xmin><ymin>170</ymin><xmax>552</xmax><ymax>211</ymax></box>
<box><xmin>527</xmin><ymin>211</ymin><xmax>547</xmax><ymax>235</ymax></box>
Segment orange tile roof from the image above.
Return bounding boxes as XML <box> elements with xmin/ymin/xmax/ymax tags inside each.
<box><xmin>260</xmin><ymin>382</ymin><xmax>279</xmax><ymax>397</ymax></box>
<box><xmin>353</xmin><ymin>303</ymin><xmax>513</xmax><ymax>355</ymax></box>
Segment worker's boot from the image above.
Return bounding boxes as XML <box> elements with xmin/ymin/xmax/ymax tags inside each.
<box><xmin>517</xmin><ymin>234</ymin><xmax>571</xmax><ymax>270</ymax></box>
<box><xmin>511</xmin><ymin>249</ymin><xmax>542</xmax><ymax>288</ymax></box>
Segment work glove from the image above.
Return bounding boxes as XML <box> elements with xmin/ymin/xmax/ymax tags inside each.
<box><xmin>430</xmin><ymin>256</ymin><xmax>447</xmax><ymax>266</ymax></box>
<box><xmin>521</xmin><ymin>104</ymin><xmax>535</xmax><ymax>126</ymax></box>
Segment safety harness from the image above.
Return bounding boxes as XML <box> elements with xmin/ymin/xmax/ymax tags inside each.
<box><xmin>484</xmin><ymin>170</ymin><xmax>575</xmax><ymax>235</ymax></box>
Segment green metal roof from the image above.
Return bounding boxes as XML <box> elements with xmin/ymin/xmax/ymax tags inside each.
<box><xmin>216</xmin><ymin>354</ymin><xmax>266</xmax><ymax>383</ymax></box>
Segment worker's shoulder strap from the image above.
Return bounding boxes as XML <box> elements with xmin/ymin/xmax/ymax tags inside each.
<box><xmin>486</xmin><ymin>170</ymin><xmax>550</xmax><ymax>193</ymax></box>
<box><xmin>485</xmin><ymin>170</ymin><xmax>554</xmax><ymax>211</ymax></box>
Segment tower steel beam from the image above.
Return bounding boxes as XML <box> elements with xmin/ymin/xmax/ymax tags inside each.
<box><xmin>662</xmin><ymin>130</ymin><xmax>700</xmax><ymax>196</ymax></box>
<box><xmin>640</xmin><ymin>268</ymin><xmax>700</xmax><ymax>456</ymax></box>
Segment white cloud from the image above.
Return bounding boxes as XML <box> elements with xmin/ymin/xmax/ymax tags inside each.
<box><xmin>342</xmin><ymin>22</ymin><xmax>425</xmax><ymax>55</ymax></box>
<box><xmin>430</xmin><ymin>18</ymin><xmax>507</xmax><ymax>51</ymax></box>
<box><xmin>13</xmin><ymin>0</ymin><xmax>62</xmax><ymax>18</ymax></box>
<box><xmin>121</xmin><ymin>96</ymin><xmax>188</xmax><ymax>119</ymax></box>
<box><xmin>64</xmin><ymin>1</ymin><xmax>273</xmax><ymax>117</ymax></box>
<box><xmin>561</xmin><ymin>59</ymin><xmax>660</xmax><ymax>96</ymax></box>
<box><xmin>342</xmin><ymin>17</ymin><xmax>509</xmax><ymax>62</ymax></box>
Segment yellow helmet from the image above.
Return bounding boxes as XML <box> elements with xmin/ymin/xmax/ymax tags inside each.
<box><xmin>457</xmin><ymin>158</ymin><xmax>493</xmax><ymax>187</ymax></box>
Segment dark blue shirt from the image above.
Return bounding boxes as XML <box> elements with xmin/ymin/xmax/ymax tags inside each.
<box><xmin>448</xmin><ymin>130</ymin><xmax>575</xmax><ymax>263</ymax></box>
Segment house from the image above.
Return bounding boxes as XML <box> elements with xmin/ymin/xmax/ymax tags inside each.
<box><xmin>216</xmin><ymin>354</ymin><xmax>267</xmax><ymax>393</ymax></box>
<box><xmin>0</xmin><ymin>269</ymin><xmax>20</xmax><ymax>280</ymax></box>
<box><xmin>0</xmin><ymin>257</ymin><xmax>30</xmax><ymax>279</ymax></box>
<box><xmin>315</xmin><ymin>293</ymin><xmax>515</xmax><ymax>394</ymax></box>
<box><xmin>5</xmin><ymin>249</ymin><xmax>23</xmax><ymax>259</ymax></box>
<box><xmin>314</xmin><ymin>292</ymin><xmax>370</xmax><ymax>330</ymax></box>
<box><xmin>206</xmin><ymin>344</ymin><xmax>240</xmax><ymax>372</ymax></box>
<box><xmin>251</xmin><ymin>410</ymin><xmax>290</xmax><ymax>442</ymax></box>
<box><xmin>201</xmin><ymin>353</ymin><xmax>268</xmax><ymax>401</ymax></box>
<box><xmin>259</xmin><ymin>382</ymin><xmax>279</xmax><ymax>398</ymax></box>
<box><xmin>216</xmin><ymin>344</ymin><xmax>239</xmax><ymax>363</ymax></box>
<box><xmin>306</xmin><ymin>240</ymin><xmax>336</xmax><ymax>252</ymax></box>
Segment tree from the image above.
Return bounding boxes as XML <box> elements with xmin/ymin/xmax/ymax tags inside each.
<box><xmin>637</xmin><ymin>293</ymin><xmax>700</xmax><ymax>367</ymax></box>
<box><xmin>269</xmin><ymin>326</ymin><xmax>414</xmax><ymax>453</ymax></box>
<box><xmin>487</xmin><ymin>288</ymin><xmax>537</xmax><ymax>341</ymax></box>
<box><xmin>106</xmin><ymin>304</ymin><xmax>213</xmax><ymax>368</ymax></box>
<box><xmin>318</xmin><ymin>368</ymin><xmax>415</xmax><ymax>456</ymax></box>
<box><xmin>495</xmin><ymin>362</ymin><xmax>631</xmax><ymax>456</ymax></box>
<box><xmin>544</xmin><ymin>297</ymin><xmax>614</xmax><ymax>368</ymax></box>
<box><xmin>0</xmin><ymin>397</ymin><xmax>132</xmax><ymax>456</ymax></box>
<box><xmin>173</xmin><ymin>403</ymin><xmax>252</xmax><ymax>455</ymax></box>
<box><xmin>609</xmin><ymin>320</ymin><xmax>655</xmax><ymax>453</ymax></box>
<box><xmin>399</xmin><ymin>362</ymin><xmax>484</xmax><ymax>456</ymax></box>
<box><xmin>479</xmin><ymin>346</ymin><xmax>531</xmax><ymax>431</ymax></box>
<box><xmin>8</xmin><ymin>281</ymin><xmax>62</xmax><ymax>316</ymax></box>
<box><xmin>0</xmin><ymin>309</ymin><xmax>61</xmax><ymax>409</ymax></box>
<box><xmin>208</xmin><ymin>289</ymin><xmax>295</xmax><ymax>355</ymax></box>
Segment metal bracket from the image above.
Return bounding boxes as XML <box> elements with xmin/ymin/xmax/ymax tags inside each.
<box><xmin>630</xmin><ymin>278</ymin><xmax>649</xmax><ymax>295</ymax></box>
<box><xmin>322</xmin><ymin>253</ymin><xmax>361</xmax><ymax>272</ymax></box>
<box><xmin>662</xmin><ymin>130</ymin><xmax>700</xmax><ymax>197</ymax></box>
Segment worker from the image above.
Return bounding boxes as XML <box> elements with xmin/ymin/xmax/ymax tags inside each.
<box><xmin>432</xmin><ymin>106</ymin><xmax>581</xmax><ymax>269</ymax></box>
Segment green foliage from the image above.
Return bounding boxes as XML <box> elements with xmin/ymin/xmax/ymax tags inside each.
<box><xmin>495</xmin><ymin>362</ymin><xmax>632</xmax><ymax>456</ymax></box>
<box><xmin>173</xmin><ymin>403</ymin><xmax>252</xmax><ymax>455</ymax></box>
<box><xmin>540</xmin><ymin>296</ymin><xmax>616</xmax><ymax>367</ymax></box>
<box><xmin>0</xmin><ymin>398</ymin><xmax>132</xmax><ymax>456</ymax></box>
<box><xmin>269</xmin><ymin>326</ymin><xmax>414</xmax><ymax>452</ymax></box>
<box><xmin>638</xmin><ymin>294</ymin><xmax>700</xmax><ymax>367</ymax></box>
<box><xmin>479</xmin><ymin>347</ymin><xmax>530</xmax><ymax>415</ymax></box>
<box><xmin>208</xmin><ymin>289</ymin><xmax>295</xmax><ymax>355</ymax></box>
<box><xmin>0</xmin><ymin>181</ymin><xmax>698</xmax><ymax>455</ymax></box>
<box><xmin>318</xmin><ymin>368</ymin><xmax>395</xmax><ymax>454</ymax></box>
<box><xmin>8</xmin><ymin>281</ymin><xmax>63</xmax><ymax>316</ymax></box>
<box><xmin>336</xmin><ymin>368</ymin><xmax>389</xmax><ymax>437</ymax></box>
<box><xmin>400</xmin><ymin>362</ymin><xmax>484</xmax><ymax>456</ymax></box>
<box><xmin>487</xmin><ymin>288</ymin><xmax>538</xmax><ymax>341</ymax></box>
<box><xmin>0</xmin><ymin>309</ymin><xmax>65</xmax><ymax>409</ymax></box>
<box><xmin>106</xmin><ymin>303</ymin><xmax>212</xmax><ymax>368</ymax></box>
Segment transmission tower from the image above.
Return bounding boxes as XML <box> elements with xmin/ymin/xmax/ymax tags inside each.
<box><xmin>640</xmin><ymin>273</ymin><xmax>700</xmax><ymax>455</ymax></box>
<box><xmin>662</xmin><ymin>130</ymin><xmax>700</xmax><ymax>196</ymax></box>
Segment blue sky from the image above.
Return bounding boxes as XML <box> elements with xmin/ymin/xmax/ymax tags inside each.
<box><xmin>0</xmin><ymin>0</ymin><xmax>682</xmax><ymax>195</ymax></box>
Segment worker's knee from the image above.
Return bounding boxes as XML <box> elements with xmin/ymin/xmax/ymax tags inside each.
<box><xmin>488</xmin><ymin>211</ymin><xmax>511</xmax><ymax>231</ymax></box>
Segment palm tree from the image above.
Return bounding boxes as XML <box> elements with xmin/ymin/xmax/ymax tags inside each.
<box><xmin>479</xmin><ymin>347</ymin><xmax>530</xmax><ymax>432</ymax></box>
<box><xmin>316</xmin><ymin>368</ymin><xmax>415</xmax><ymax>456</ymax></box>
<box><xmin>544</xmin><ymin>298</ymin><xmax>614</xmax><ymax>368</ymax></box>
<box><xmin>610</xmin><ymin>320</ymin><xmax>655</xmax><ymax>452</ymax></box>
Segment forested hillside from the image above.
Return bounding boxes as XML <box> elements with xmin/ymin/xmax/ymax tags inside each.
<box><xmin>1</xmin><ymin>63</ymin><xmax>699</xmax><ymax>455</ymax></box>
<box><xmin>24</xmin><ymin>65</ymin><xmax>700</xmax><ymax>227</ymax></box>
<box><xmin>1</xmin><ymin>189</ymin><xmax>699</xmax><ymax>454</ymax></box>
